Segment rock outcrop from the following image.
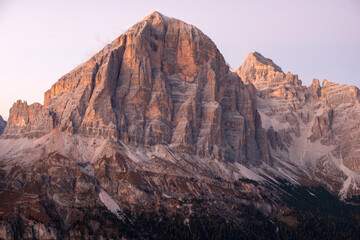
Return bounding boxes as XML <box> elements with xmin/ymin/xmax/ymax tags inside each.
<box><xmin>0</xmin><ymin>115</ymin><xmax>6</xmax><ymax>136</ymax></box>
<box><xmin>3</xmin><ymin>101</ymin><xmax>53</xmax><ymax>138</ymax></box>
<box><xmin>2</xmin><ymin>11</ymin><xmax>269</xmax><ymax>165</ymax></box>
<box><xmin>237</xmin><ymin>52</ymin><xmax>307</xmax><ymax>150</ymax></box>
<box><xmin>237</xmin><ymin>52</ymin><xmax>360</xmax><ymax>196</ymax></box>
<box><xmin>309</xmin><ymin>108</ymin><xmax>333</xmax><ymax>142</ymax></box>
<box><xmin>316</xmin><ymin>80</ymin><xmax>360</xmax><ymax>173</ymax></box>
<box><xmin>0</xmin><ymin>12</ymin><xmax>360</xmax><ymax>239</ymax></box>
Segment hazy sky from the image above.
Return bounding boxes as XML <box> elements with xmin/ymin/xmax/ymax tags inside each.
<box><xmin>0</xmin><ymin>0</ymin><xmax>359</xmax><ymax>120</ymax></box>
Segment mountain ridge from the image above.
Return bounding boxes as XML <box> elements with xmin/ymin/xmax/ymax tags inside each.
<box><xmin>3</xmin><ymin>11</ymin><xmax>269</xmax><ymax>165</ymax></box>
<box><xmin>2</xmin><ymin>12</ymin><xmax>360</xmax><ymax>196</ymax></box>
<box><xmin>0</xmin><ymin>11</ymin><xmax>360</xmax><ymax>239</ymax></box>
<box><xmin>237</xmin><ymin>51</ymin><xmax>360</xmax><ymax>197</ymax></box>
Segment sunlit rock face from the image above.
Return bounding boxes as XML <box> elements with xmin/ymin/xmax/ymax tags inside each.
<box><xmin>0</xmin><ymin>11</ymin><xmax>360</xmax><ymax>239</ymax></box>
<box><xmin>316</xmin><ymin>80</ymin><xmax>360</xmax><ymax>172</ymax></box>
<box><xmin>3</xmin><ymin>100</ymin><xmax>53</xmax><ymax>138</ymax></box>
<box><xmin>3</xmin><ymin>11</ymin><xmax>268</xmax><ymax>165</ymax></box>
<box><xmin>237</xmin><ymin>52</ymin><xmax>307</xmax><ymax>149</ymax></box>
<box><xmin>237</xmin><ymin>52</ymin><xmax>360</xmax><ymax>196</ymax></box>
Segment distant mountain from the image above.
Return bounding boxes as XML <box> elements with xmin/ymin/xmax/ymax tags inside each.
<box><xmin>237</xmin><ymin>52</ymin><xmax>360</xmax><ymax>198</ymax></box>
<box><xmin>0</xmin><ymin>12</ymin><xmax>359</xmax><ymax>239</ymax></box>
<box><xmin>0</xmin><ymin>115</ymin><xmax>6</xmax><ymax>135</ymax></box>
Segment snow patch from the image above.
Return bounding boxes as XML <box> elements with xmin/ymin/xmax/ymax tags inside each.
<box><xmin>258</xmin><ymin>111</ymin><xmax>290</xmax><ymax>131</ymax></box>
<box><xmin>99</xmin><ymin>189</ymin><xmax>123</xmax><ymax>221</ymax></box>
<box><xmin>234</xmin><ymin>163</ymin><xmax>265</xmax><ymax>182</ymax></box>
<box><xmin>307</xmin><ymin>190</ymin><xmax>316</xmax><ymax>197</ymax></box>
<box><xmin>151</xmin><ymin>144</ymin><xmax>177</xmax><ymax>164</ymax></box>
<box><xmin>123</xmin><ymin>144</ymin><xmax>150</xmax><ymax>164</ymax></box>
<box><xmin>162</xmin><ymin>193</ymin><xmax>171</xmax><ymax>198</ymax></box>
<box><xmin>330</xmin><ymin>153</ymin><xmax>360</xmax><ymax>199</ymax></box>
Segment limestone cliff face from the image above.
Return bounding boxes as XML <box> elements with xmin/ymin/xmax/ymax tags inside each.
<box><xmin>3</xmin><ymin>12</ymin><xmax>268</xmax><ymax>164</ymax></box>
<box><xmin>1</xmin><ymin>13</ymin><xmax>360</xmax><ymax>238</ymax></box>
<box><xmin>314</xmin><ymin>80</ymin><xmax>360</xmax><ymax>172</ymax></box>
<box><xmin>237</xmin><ymin>52</ymin><xmax>307</xmax><ymax>149</ymax></box>
<box><xmin>237</xmin><ymin>52</ymin><xmax>360</xmax><ymax>196</ymax></box>
<box><xmin>3</xmin><ymin>100</ymin><xmax>53</xmax><ymax>138</ymax></box>
<box><xmin>237</xmin><ymin>52</ymin><xmax>305</xmax><ymax>99</ymax></box>
<box><xmin>0</xmin><ymin>116</ymin><xmax>6</xmax><ymax>136</ymax></box>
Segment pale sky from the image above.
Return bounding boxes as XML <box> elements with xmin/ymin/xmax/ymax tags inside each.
<box><xmin>0</xmin><ymin>0</ymin><xmax>359</xmax><ymax>120</ymax></box>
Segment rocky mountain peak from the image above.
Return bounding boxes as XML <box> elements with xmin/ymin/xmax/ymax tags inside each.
<box><xmin>309</xmin><ymin>78</ymin><xmax>321</xmax><ymax>97</ymax></box>
<box><xmin>237</xmin><ymin>52</ymin><xmax>304</xmax><ymax>102</ymax></box>
<box><xmin>236</xmin><ymin>52</ymin><xmax>302</xmax><ymax>92</ymax></box>
<box><xmin>312</xmin><ymin>78</ymin><xmax>320</xmax><ymax>87</ymax></box>
<box><xmin>2</xmin><ymin>12</ymin><xmax>268</xmax><ymax>165</ymax></box>
<box><xmin>141</xmin><ymin>11</ymin><xmax>167</xmax><ymax>24</ymax></box>
<box><xmin>238</xmin><ymin>53</ymin><xmax>360</xmax><ymax>197</ymax></box>
<box><xmin>1</xmin><ymin>13</ymin><xmax>360</xmax><ymax>238</ymax></box>
<box><xmin>244</xmin><ymin>51</ymin><xmax>283</xmax><ymax>73</ymax></box>
<box><xmin>3</xmin><ymin>100</ymin><xmax>53</xmax><ymax>138</ymax></box>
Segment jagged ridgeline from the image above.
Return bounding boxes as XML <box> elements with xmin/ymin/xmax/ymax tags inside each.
<box><xmin>3</xmin><ymin>11</ymin><xmax>268</xmax><ymax>165</ymax></box>
<box><xmin>0</xmin><ymin>11</ymin><xmax>360</xmax><ymax>239</ymax></box>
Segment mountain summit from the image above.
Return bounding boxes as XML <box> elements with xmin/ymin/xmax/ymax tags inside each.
<box><xmin>3</xmin><ymin>11</ymin><xmax>268</xmax><ymax>164</ymax></box>
<box><xmin>1</xmin><ymin>12</ymin><xmax>360</xmax><ymax>239</ymax></box>
<box><xmin>237</xmin><ymin>51</ymin><xmax>360</xmax><ymax>196</ymax></box>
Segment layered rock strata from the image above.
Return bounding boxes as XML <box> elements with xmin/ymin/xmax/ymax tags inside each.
<box><xmin>237</xmin><ymin>52</ymin><xmax>360</xmax><ymax>195</ymax></box>
<box><xmin>0</xmin><ymin>115</ymin><xmax>6</xmax><ymax>136</ymax></box>
<box><xmin>2</xmin><ymin>12</ymin><xmax>269</xmax><ymax>165</ymax></box>
<box><xmin>0</xmin><ymin>12</ymin><xmax>360</xmax><ymax>239</ymax></box>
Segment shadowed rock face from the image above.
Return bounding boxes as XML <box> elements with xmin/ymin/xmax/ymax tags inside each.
<box><xmin>2</xmin><ymin>12</ymin><xmax>268</xmax><ymax>165</ymax></box>
<box><xmin>0</xmin><ymin>116</ymin><xmax>6</xmax><ymax>136</ymax></box>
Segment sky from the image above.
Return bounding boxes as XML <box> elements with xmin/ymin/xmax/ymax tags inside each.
<box><xmin>0</xmin><ymin>0</ymin><xmax>359</xmax><ymax>120</ymax></box>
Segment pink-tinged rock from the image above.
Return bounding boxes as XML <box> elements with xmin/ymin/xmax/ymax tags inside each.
<box><xmin>3</xmin><ymin>12</ymin><xmax>269</xmax><ymax>165</ymax></box>
<box><xmin>3</xmin><ymin>100</ymin><xmax>53</xmax><ymax>138</ymax></box>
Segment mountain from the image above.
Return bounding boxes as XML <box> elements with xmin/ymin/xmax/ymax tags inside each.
<box><xmin>3</xmin><ymin>12</ymin><xmax>268</xmax><ymax>165</ymax></box>
<box><xmin>0</xmin><ymin>12</ymin><xmax>360</xmax><ymax>239</ymax></box>
<box><xmin>237</xmin><ymin>52</ymin><xmax>360</xmax><ymax>197</ymax></box>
